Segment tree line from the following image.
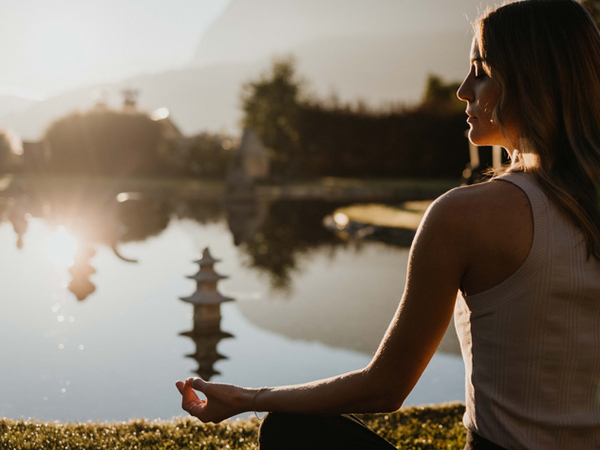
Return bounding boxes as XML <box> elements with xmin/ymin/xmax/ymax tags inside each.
<box><xmin>241</xmin><ymin>59</ymin><xmax>468</xmax><ymax>179</ymax></box>
<box><xmin>3</xmin><ymin>62</ymin><xmax>468</xmax><ymax>179</ymax></box>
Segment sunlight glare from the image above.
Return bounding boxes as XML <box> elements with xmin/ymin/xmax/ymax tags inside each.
<box><xmin>333</xmin><ymin>213</ymin><xmax>350</xmax><ymax>229</ymax></box>
<box><xmin>151</xmin><ymin>107</ymin><xmax>170</xmax><ymax>121</ymax></box>
<box><xmin>46</xmin><ymin>226</ymin><xmax>77</xmax><ymax>267</ymax></box>
<box><xmin>117</xmin><ymin>192</ymin><xmax>143</xmax><ymax>202</ymax></box>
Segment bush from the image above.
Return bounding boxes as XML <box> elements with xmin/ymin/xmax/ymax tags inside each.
<box><xmin>183</xmin><ymin>132</ymin><xmax>235</xmax><ymax>178</ymax></box>
<box><xmin>43</xmin><ymin>109</ymin><xmax>177</xmax><ymax>176</ymax></box>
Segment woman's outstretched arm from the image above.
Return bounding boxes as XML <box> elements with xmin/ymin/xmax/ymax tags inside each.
<box><xmin>176</xmin><ymin>187</ymin><xmax>476</xmax><ymax>423</ymax></box>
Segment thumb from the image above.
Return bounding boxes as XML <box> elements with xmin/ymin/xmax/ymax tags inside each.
<box><xmin>186</xmin><ymin>377</ymin><xmax>208</xmax><ymax>392</ymax></box>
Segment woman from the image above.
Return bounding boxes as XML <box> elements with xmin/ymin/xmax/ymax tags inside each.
<box><xmin>176</xmin><ymin>1</ymin><xmax>600</xmax><ymax>448</ymax></box>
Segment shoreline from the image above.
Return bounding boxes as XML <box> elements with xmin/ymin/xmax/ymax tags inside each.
<box><xmin>0</xmin><ymin>174</ymin><xmax>458</xmax><ymax>202</ymax></box>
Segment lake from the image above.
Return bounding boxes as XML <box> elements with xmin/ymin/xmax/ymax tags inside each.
<box><xmin>0</xmin><ymin>183</ymin><xmax>464</xmax><ymax>422</ymax></box>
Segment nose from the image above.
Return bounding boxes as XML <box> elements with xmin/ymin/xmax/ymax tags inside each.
<box><xmin>456</xmin><ymin>76</ymin><xmax>473</xmax><ymax>103</ymax></box>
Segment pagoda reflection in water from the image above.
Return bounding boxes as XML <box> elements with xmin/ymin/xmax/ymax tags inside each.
<box><xmin>68</xmin><ymin>243</ymin><xmax>97</xmax><ymax>301</ymax></box>
<box><xmin>179</xmin><ymin>247</ymin><xmax>234</xmax><ymax>380</ymax></box>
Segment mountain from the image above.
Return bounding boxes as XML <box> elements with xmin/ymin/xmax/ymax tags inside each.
<box><xmin>0</xmin><ymin>61</ymin><xmax>264</xmax><ymax>140</ymax></box>
<box><xmin>291</xmin><ymin>29</ymin><xmax>471</xmax><ymax>105</ymax></box>
<box><xmin>1</xmin><ymin>0</ymin><xmax>495</xmax><ymax>139</ymax></box>
<box><xmin>0</xmin><ymin>95</ymin><xmax>41</xmax><ymax>123</ymax></box>
<box><xmin>191</xmin><ymin>0</ymin><xmax>485</xmax><ymax>67</ymax></box>
<box><xmin>0</xmin><ymin>30</ymin><xmax>471</xmax><ymax>140</ymax></box>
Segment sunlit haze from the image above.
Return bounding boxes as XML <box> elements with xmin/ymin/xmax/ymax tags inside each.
<box><xmin>0</xmin><ymin>0</ymin><xmax>231</xmax><ymax>98</ymax></box>
<box><xmin>0</xmin><ymin>0</ymin><xmax>496</xmax><ymax>139</ymax></box>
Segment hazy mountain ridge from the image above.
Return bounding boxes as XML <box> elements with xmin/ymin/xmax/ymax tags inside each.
<box><xmin>0</xmin><ymin>0</ymin><xmax>491</xmax><ymax>139</ymax></box>
<box><xmin>0</xmin><ymin>95</ymin><xmax>41</xmax><ymax>121</ymax></box>
<box><xmin>192</xmin><ymin>0</ymin><xmax>484</xmax><ymax>67</ymax></box>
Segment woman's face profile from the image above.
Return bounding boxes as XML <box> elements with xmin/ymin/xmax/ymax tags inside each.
<box><xmin>457</xmin><ymin>39</ymin><xmax>516</xmax><ymax>149</ymax></box>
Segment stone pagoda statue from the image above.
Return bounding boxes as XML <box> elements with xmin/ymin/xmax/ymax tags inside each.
<box><xmin>179</xmin><ymin>247</ymin><xmax>235</xmax><ymax>379</ymax></box>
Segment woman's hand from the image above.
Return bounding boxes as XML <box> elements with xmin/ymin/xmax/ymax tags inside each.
<box><xmin>175</xmin><ymin>377</ymin><xmax>255</xmax><ymax>423</ymax></box>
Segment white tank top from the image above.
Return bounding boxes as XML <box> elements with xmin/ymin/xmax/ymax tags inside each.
<box><xmin>455</xmin><ymin>172</ymin><xmax>600</xmax><ymax>449</ymax></box>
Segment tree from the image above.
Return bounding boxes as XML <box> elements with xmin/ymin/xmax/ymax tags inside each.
<box><xmin>185</xmin><ymin>132</ymin><xmax>234</xmax><ymax>178</ymax></box>
<box><xmin>240</xmin><ymin>57</ymin><xmax>304</xmax><ymax>176</ymax></box>
<box><xmin>422</xmin><ymin>74</ymin><xmax>463</xmax><ymax>114</ymax></box>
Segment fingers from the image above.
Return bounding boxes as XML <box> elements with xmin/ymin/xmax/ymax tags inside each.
<box><xmin>183</xmin><ymin>397</ymin><xmax>207</xmax><ymax>413</ymax></box>
<box><xmin>183</xmin><ymin>383</ymin><xmax>201</xmax><ymax>401</ymax></box>
<box><xmin>177</xmin><ymin>378</ymin><xmax>210</xmax><ymax>421</ymax></box>
<box><xmin>183</xmin><ymin>389</ymin><xmax>207</xmax><ymax>417</ymax></box>
<box><xmin>176</xmin><ymin>379</ymin><xmax>203</xmax><ymax>404</ymax></box>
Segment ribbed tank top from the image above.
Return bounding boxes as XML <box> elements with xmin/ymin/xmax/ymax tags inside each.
<box><xmin>454</xmin><ymin>172</ymin><xmax>600</xmax><ymax>449</ymax></box>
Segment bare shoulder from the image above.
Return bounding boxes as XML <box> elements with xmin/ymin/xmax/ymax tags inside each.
<box><xmin>421</xmin><ymin>178</ymin><xmax>533</xmax><ymax>295</ymax></box>
<box><xmin>423</xmin><ymin>178</ymin><xmax>530</xmax><ymax>235</ymax></box>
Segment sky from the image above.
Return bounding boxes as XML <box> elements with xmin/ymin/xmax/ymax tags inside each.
<box><xmin>0</xmin><ymin>0</ymin><xmax>231</xmax><ymax>100</ymax></box>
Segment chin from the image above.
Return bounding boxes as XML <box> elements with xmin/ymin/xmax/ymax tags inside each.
<box><xmin>467</xmin><ymin>132</ymin><xmax>489</xmax><ymax>147</ymax></box>
<box><xmin>468</xmin><ymin>129</ymin><xmax>502</xmax><ymax>147</ymax></box>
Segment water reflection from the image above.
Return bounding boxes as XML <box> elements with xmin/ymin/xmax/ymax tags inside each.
<box><xmin>68</xmin><ymin>242</ymin><xmax>96</xmax><ymax>300</ymax></box>
<box><xmin>0</xmin><ymin>182</ymin><xmax>362</xmax><ymax>298</ymax></box>
<box><xmin>0</xmin><ymin>183</ymin><xmax>220</xmax><ymax>300</ymax></box>
<box><xmin>181</xmin><ymin>325</ymin><xmax>234</xmax><ymax>380</ymax></box>
<box><xmin>0</xmin><ymin>184</ymin><xmax>465</xmax><ymax>421</ymax></box>
<box><xmin>236</xmin><ymin>200</ymin><xmax>356</xmax><ymax>291</ymax></box>
<box><xmin>179</xmin><ymin>248</ymin><xmax>234</xmax><ymax>380</ymax></box>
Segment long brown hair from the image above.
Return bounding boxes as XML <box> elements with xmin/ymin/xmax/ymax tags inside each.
<box><xmin>476</xmin><ymin>0</ymin><xmax>600</xmax><ymax>259</ymax></box>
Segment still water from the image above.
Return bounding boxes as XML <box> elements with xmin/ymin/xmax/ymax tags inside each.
<box><xmin>0</xmin><ymin>186</ymin><xmax>463</xmax><ymax>422</ymax></box>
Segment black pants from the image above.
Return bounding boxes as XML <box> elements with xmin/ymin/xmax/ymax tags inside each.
<box><xmin>258</xmin><ymin>412</ymin><xmax>507</xmax><ymax>449</ymax></box>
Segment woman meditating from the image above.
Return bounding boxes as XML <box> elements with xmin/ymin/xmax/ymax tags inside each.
<box><xmin>176</xmin><ymin>1</ymin><xmax>600</xmax><ymax>448</ymax></box>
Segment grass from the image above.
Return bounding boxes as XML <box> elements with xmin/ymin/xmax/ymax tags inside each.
<box><xmin>335</xmin><ymin>200</ymin><xmax>433</xmax><ymax>230</ymax></box>
<box><xmin>0</xmin><ymin>403</ymin><xmax>466</xmax><ymax>449</ymax></box>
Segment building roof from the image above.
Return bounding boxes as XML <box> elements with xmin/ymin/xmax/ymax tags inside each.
<box><xmin>179</xmin><ymin>290</ymin><xmax>233</xmax><ymax>305</ymax></box>
<box><xmin>186</xmin><ymin>270</ymin><xmax>228</xmax><ymax>282</ymax></box>
<box><xmin>193</xmin><ymin>247</ymin><xmax>221</xmax><ymax>265</ymax></box>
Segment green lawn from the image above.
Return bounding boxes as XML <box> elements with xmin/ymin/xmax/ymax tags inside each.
<box><xmin>0</xmin><ymin>403</ymin><xmax>466</xmax><ymax>449</ymax></box>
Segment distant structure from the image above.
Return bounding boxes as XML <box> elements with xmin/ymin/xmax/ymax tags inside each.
<box><xmin>224</xmin><ymin>129</ymin><xmax>271</xmax><ymax>242</ymax></box>
<box><xmin>122</xmin><ymin>88</ymin><xmax>139</xmax><ymax>113</ymax></box>
<box><xmin>239</xmin><ymin>128</ymin><xmax>270</xmax><ymax>180</ymax></box>
<box><xmin>226</xmin><ymin>128</ymin><xmax>269</xmax><ymax>192</ymax></box>
<box><xmin>91</xmin><ymin>88</ymin><xmax>109</xmax><ymax>111</ymax></box>
<box><xmin>179</xmin><ymin>247</ymin><xmax>234</xmax><ymax>379</ymax></box>
<box><xmin>225</xmin><ymin>198</ymin><xmax>270</xmax><ymax>246</ymax></box>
